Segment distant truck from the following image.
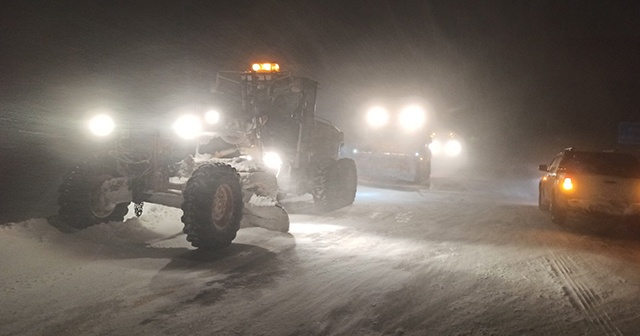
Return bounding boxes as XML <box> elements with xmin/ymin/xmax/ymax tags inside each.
<box><xmin>57</xmin><ymin>62</ymin><xmax>357</xmax><ymax>250</ymax></box>
<box><xmin>344</xmin><ymin>104</ymin><xmax>432</xmax><ymax>185</ymax></box>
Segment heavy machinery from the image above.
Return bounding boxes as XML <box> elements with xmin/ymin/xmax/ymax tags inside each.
<box><xmin>345</xmin><ymin>104</ymin><xmax>432</xmax><ymax>185</ymax></box>
<box><xmin>57</xmin><ymin>62</ymin><xmax>357</xmax><ymax>250</ymax></box>
<box><xmin>427</xmin><ymin>131</ymin><xmax>467</xmax><ymax>177</ymax></box>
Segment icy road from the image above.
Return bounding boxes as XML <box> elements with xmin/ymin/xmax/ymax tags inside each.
<box><xmin>2</xmin><ymin>177</ymin><xmax>640</xmax><ymax>335</ymax></box>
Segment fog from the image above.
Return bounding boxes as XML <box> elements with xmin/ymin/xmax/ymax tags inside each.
<box><xmin>2</xmin><ymin>1</ymin><xmax>640</xmax><ymax>218</ymax></box>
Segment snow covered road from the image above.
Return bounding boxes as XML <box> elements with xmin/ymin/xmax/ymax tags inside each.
<box><xmin>3</xmin><ymin>178</ymin><xmax>640</xmax><ymax>335</ymax></box>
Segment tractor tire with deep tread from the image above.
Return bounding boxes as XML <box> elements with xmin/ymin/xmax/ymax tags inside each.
<box><xmin>181</xmin><ymin>163</ymin><xmax>243</xmax><ymax>250</ymax></box>
<box><xmin>333</xmin><ymin>158</ymin><xmax>358</xmax><ymax>206</ymax></box>
<box><xmin>312</xmin><ymin>159</ymin><xmax>334</xmax><ymax>210</ymax></box>
<box><xmin>57</xmin><ymin>156</ymin><xmax>130</xmax><ymax>229</ymax></box>
<box><xmin>313</xmin><ymin>158</ymin><xmax>357</xmax><ymax>211</ymax></box>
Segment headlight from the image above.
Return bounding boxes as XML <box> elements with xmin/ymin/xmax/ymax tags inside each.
<box><xmin>263</xmin><ymin>152</ymin><xmax>283</xmax><ymax>170</ymax></box>
<box><xmin>88</xmin><ymin>114</ymin><xmax>115</xmax><ymax>136</ymax></box>
<box><xmin>173</xmin><ymin>114</ymin><xmax>202</xmax><ymax>140</ymax></box>
<box><xmin>366</xmin><ymin>107</ymin><xmax>389</xmax><ymax>128</ymax></box>
<box><xmin>399</xmin><ymin>105</ymin><xmax>425</xmax><ymax>131</ymax></box>
<box><xmin>444</xmin><ymin>140</ymin><xmax>462</xmax><ymax>156</ymax></box>
<box><xmin>205</xmin><ymin>110</ymin><xmax>220</xmax><ymax>124</ymax></box>
<box><xmin>428</xmin><ymin>139</ymin><xmax>442</xmax><ymax>156</ymax></box>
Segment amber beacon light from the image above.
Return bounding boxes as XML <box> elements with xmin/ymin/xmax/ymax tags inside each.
<box><xmin>252</xmin><ymin>62</ymin><xmax>280</xmax><ymax>73</ymax></box>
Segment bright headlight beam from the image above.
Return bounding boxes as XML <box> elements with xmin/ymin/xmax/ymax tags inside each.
<box><xmin>173</xmin><ymin>115</ymin><xmax>202</xmax><ymax>140</ymax></box>
<box><xmin>366</xmin><ymin>107</ymin><xmax>389</xmax><ymax>128</ymax></box>
<box><xmin>205</xmin><ymin>110</ymin><xmax>220</xmax><ymax>124</ymax></box>
<box><xmin>88</xmin><ymin>114</ymin><xmax>115</xmax><ymax>136</ymax></box>
<box><xmin>429</xmin><ymin>140</ymin><xmax>442</xmax><ymax>156</ymax></box>
<box><xmin>444</xmin><ymin>139</ymin><xmax>462</xmax><ymax>156</ymax></box>
<box><xmin>263</xmin><ymin>152</ymin><xmax>283</xmax><ymax>171</ymax></box>
<box><xmin>399</xmin><ymin>105</ymin><xmax>425</xmax><ymax>132</ymax></box>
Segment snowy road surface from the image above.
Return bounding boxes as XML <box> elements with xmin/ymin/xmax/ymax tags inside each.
<box><xmin>3</xmin><ymin>177</ymin><xmax>640</xmax><ymax>335</ymax></box>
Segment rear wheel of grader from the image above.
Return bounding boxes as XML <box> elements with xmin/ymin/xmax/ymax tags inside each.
<box><xmin>181</xmin><ymin>163</ymin><xmax>244</xmax><ymax>250</ymax></box>
<box><xmin>57</xmin><ymin>156</ymin><xmax>130</xmax><ymax>229</ymax></box>
<box><xmin>313</xmin><ymin>158</ymin><xmax>357</xmax><ymax>211</ymax></box>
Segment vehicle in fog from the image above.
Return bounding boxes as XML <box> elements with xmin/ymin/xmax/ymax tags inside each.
<box><xmin>427</xmin><ymin>130</ymin><xmax>468</xmax><ymax>177</ymax></box>
<box><xmin>346</xmin><ymin>104</ymin><xmax>431</xmax><ymax>185</ymax></box>
<box><xmin>538</xmin><ymin>147</ymin><xmax>640</xmax><ymax>224</ymax></box>
<box><xmin>57</xmin><ymin>63</ymin><xmax>357</xmax><ymax>250</ymax></box>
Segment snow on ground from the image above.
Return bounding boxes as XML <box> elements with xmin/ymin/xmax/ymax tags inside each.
<box><xmin>3</xmin><ymin>177</ymin><xmax>640</xmax><ymax>335</ymax></box>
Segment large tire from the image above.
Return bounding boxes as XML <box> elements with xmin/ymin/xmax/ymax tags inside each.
<box><xmin>550</xmin><ymin>193</ymin><xmax>567</xmax><ymax>225</ymax></box>
<box><xmin>57</xmin><ymin>157</ymin><xmax>130</xmax><ymax>229</ymax></box>
<box><xmin>181</xmin><ymin>163</ymin><xmax>243</xmax><ymax>250</ymax></box>
<box><xmin>313</xmin><ymin>158</ymin><xmax>357</xmax><ymax>211</ymax></box>
<box><xmin>312</xmin><ymin>159</ymin><xmax>335</xmax><ymax>210</ymax></box>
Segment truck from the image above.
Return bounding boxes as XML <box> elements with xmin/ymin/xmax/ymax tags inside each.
<box><xmin>57</xmin><ymin>62</ymin><xmax>357</xmax><ymax>250</ymax></box>
<box><xmin>345</xmin><ymin>104</ymin><xmax>432</xmax><ymax>185</ymax></box>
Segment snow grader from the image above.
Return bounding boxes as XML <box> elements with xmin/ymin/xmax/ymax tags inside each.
<box><xmin>57</xmin><ymin>62</ymin><xmax>357</xmax><ymax>250</ymax></box>
<box><xmin>344</xmin><ymin>104</ymin><xmax>432</xmax><ymax>185</ymax></box>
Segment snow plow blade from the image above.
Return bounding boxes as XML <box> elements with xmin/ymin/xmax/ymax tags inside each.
<box><xmin>351</xmin><ymin>151</ymin><xmax>430</xmax><ymax>185</ymax></box>
<box><xmin>239</xmin><ymin>171</ymin><xmax>290</xmax><ymax>233</ymax></box>
<box><xmin>242</xmin><ymin>202</ymin><xmax>290</xmax><ymax>233</ymax></box>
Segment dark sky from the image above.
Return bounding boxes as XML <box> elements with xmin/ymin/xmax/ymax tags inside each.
<box><xmin>2</xmin><ymin>1</ymin><xmax>640</xmax><ymax>158</ymax></box>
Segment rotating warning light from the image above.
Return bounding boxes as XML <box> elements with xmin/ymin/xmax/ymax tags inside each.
<box><xmin>252</xmin><ymin>63</ymin><xmax>280</xmax><ymax>73</ymax></box>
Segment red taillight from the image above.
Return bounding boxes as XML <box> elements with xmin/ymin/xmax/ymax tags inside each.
<box><xmin>562</xmin><ymin>177</ymin><xmax>574</xmax><ymax>191</ymax></box>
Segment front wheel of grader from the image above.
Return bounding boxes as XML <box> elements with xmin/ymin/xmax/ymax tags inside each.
<box><xmin>181</xmin><ymin>163</ymin><xmax>244</xmax><ymax>250</ymax></box>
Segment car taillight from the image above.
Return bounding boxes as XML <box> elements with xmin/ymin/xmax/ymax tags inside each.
<box><xmin>562</xmin><ymin>177</ymin><xmax>574</xmax><ymax>191</ymax></box>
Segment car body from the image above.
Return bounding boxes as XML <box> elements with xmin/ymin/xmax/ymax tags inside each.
<box><xmin>538</xmin><ymin>148</ymin><xmax>640</xmax><ymax>224</ymax></box>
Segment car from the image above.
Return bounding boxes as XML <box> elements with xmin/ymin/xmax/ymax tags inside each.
<box><xmin>538</xmin><ymin>148</ymin><xmax>640</xmax><ymax>224</ymax></box>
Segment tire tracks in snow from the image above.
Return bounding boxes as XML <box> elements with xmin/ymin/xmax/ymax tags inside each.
<box><xmin>530</xmin><ymin>216</ymin><xmax>624</xmax><ymax>335</ymax></box>
<box><xmin>547</xmin><ymin>254</ymin><xmax>623</xmax><ymax>336</ymax></box>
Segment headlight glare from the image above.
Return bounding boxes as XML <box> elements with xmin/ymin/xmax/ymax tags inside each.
<box><xmin>429</xmin><ymin>139</ymin><xmax>442</xmax><ymax>156</ymax></box>
<box><xmin>205</xmin><ymin>110</ymin><xmax>220</xmax><ymax>124</ymax></box>
<box><xmin>173</xmin><ymin>114</ymin><xmax>202</xmax><ymax>140</ymax></box>
<box><xmin>366</xmin><ymin>107</ymin><xmax>389</xmax><ymax>129</ymax></box>
<box><xmin>399</xmin><ymin>105</ymin><xmax>425</xmax><ymax>131</ymax></box>
<box><xmin>444</xmin><ymin>140</ymin><xmax>462</xmax><ymax>156</ymax></box>
<box><xmin>263</xmin><ymin>152</ymin><xmax>283</xmax><ymax>170</ymax></box>
<box><xmin>88</xmin><ymin>114</ymin><xmax>115</xmax><ymax>136</ymax></box>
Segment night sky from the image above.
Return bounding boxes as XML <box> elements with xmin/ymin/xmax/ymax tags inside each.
<box><xmin>2</xmin><ymin>1</ymin><xmax>640</xmax><ymax>161</ymax></box>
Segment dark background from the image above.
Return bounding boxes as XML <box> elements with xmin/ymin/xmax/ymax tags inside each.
<box><xmin>2</xmin><ymin>1</ymin><xmax>640</xmax><ymax>221</ymax></box>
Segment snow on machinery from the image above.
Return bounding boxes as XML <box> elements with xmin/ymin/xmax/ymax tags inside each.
<box><xmin>57</xmin><ymin>62</ymin><xmax>357</xmax><ymax>250</ymax></box>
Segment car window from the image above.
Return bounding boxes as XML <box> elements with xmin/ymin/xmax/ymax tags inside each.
<box><xmin>548</xmin><ymin>155</ymin><xmax>562</xmax><ymax>173</ymax></box>
<box><xmin>561</xmin><ymin>152</ymin><xmax>640</xmax><ymax>178</ymax></box>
